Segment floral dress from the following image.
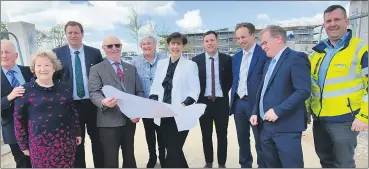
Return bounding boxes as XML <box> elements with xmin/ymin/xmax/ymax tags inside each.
<box><xmin>14</xmin><ymin>79</ymin><xmax>81</xmax><ymax>168</ymax></box>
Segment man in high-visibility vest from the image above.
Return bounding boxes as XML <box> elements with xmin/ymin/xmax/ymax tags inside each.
<box><xmin>307</xmin><ymin>5</ymin><xmax>368</xmax><ymax>168</ymax></box>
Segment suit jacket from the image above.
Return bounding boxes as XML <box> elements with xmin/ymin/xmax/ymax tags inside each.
<box><xmin>192</xmin><ymin>52</ymin><xmax>232</xmax><ymax>108</ymax></box>
<box><xmin>252</xmin><ymin>47</ymin><xmax>311</xmax><ymax>132</ymax></box>
<box><xmin>150</xmin><ymin>57</ymin><xmax>200</xmax><ymax>129</ymax></box>
<box><xmin>1</xmin><ymin>66</ymin><xmax>33</xmax><ymax>144</ymax></box>
<box><xmin>88</xmin><ymin>59</ymin><xmax>144</xmax><ymax>127</ymax></box>
<box><xmin>52</xmin><ymin>45</ymin><xmax>103</xmax><ymax>91</ymax></box>
<box><xmin>230</xmin><ymin>44</ymin><xmax>269</xmax><ymax>115</ymax></box>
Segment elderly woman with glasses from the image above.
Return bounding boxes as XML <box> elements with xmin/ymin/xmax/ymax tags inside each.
<box><xmin>13</xmin><ymin>50</ymin><xmax>82</xmax><ymax>168</ymax></box>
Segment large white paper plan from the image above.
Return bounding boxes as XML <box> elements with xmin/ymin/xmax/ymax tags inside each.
<box><xmin>102</xmin><ymin>85</ymin><xmax>177</xmax><ymax>118</ymax></box>
<box><xmin>102</xmin><ymin>85</ymin><xmax>207</xmax><ymax>131</ymax></box>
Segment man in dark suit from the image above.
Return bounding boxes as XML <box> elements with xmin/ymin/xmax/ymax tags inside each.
<box><xmin>250</xmin><ymin>25</ymin><xmax>311</xmax><ymax>168</ymax></box>
<box><xmin>52</xmin><ymin>21</ymin><xmax>104</xmax><ymax>168</ymax></box>
<box><xmin>1</xmin><ymin>40</ymin><xmax>32</xmax><ymax>168</ymax></box>
<box><xmin>230</xmin><ymin>22</ymin><xmax>268</xmax><ymax>168</ymax></box>
<box><xmin>89</xmin><ymin>35</ymin><xmax>144</xmax><ymax>168</ymax></box>
<box><xmin>192</xmin><ymin>31</ymin><xmax>233</xmax><ymax>168</ymax></box>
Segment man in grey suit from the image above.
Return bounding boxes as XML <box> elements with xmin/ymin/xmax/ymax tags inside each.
<box><xmin>88</xmin><ymin>35</ymin><xmax>144</xmax><ymax>168</ymax></box>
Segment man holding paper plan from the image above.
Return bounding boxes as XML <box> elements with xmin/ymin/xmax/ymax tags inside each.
<box><xmin>149</xmin><ymin>32</ymin><xmax>201</xmax><ymax>168</ymax></box>
<box><xmin>88</xmin><ymin>36</ymin><xmax>144</xmax><ymax>168</ymax></box>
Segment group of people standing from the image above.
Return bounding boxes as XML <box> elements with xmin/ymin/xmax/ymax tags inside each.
<box><xmin>1</xmin><ymin>4</ymin><xmax>367</xmax><ymax>168</ymax></box>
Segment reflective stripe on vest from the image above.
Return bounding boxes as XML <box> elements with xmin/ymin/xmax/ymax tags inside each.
<box><xmin>324</xmin><ymin>41</ymin><xmax>367</xmax><ymax>85</ymax></box>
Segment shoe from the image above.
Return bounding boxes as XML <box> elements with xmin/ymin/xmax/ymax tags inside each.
<box><xmin>219</xmin><ymin>164</ymin><xmax>226</xmax><ymax>168</ymax></box>
<box><xmin>204</xmin><ymin>163</ymin><xmax>212</xmax><ymax>168</ymax></box>
<box><xmin>146</xmin><ymin>157</ymin><xmax>157</xmax><ymax>168</ymax></box>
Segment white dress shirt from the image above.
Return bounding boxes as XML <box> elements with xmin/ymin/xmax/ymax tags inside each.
<box><xmin>69</xmin><ymin>45</ymin><xmax>90</xmax><ymax>100</ymax></box>
<box><xmin>205</xmin><ymin>52</ymin><xmax>223</xmax><ymax>97</ymax></box>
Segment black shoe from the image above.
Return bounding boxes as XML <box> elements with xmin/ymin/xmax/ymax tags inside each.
<box><xmin>204</xmin><ymin>163</ymin><xmax>212</xmax><ymax>168</ymax></box>
<box><xmin>219</xmin><ymin>164</ymin><xmax>226</xmax><ymax>168</ymax></box>
<box><xmin>147</xmin><ymin>157</ymin><xmax>157</xmax><ymax>168</ymax></box>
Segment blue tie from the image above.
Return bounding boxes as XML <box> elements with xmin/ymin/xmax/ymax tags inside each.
<box><xmin>259</xmin><ymin>58</ymin><xmax>277</xmax><ymax>120</ymax></box>
<box><xmin>7</xmin><ymin>70</ymin><xmax>20</xmax><ymax>87</ymax></box>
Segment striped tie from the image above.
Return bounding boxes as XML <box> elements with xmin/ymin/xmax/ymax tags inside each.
<box><xmin>7</xmin><ymin>70</ymin><xmax>20</xmax><ymax>87</ymax></box>
<box><xmin>237</xmin><ymin>51</ymin><xmax>250</xmax><ymax>98</ymax></box>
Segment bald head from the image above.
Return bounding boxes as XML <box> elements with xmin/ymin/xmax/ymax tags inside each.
<box><xmin>1</xmin><ymin>39</ymin><xmax>19</xmax><ymax>69</ymax></box>
<box><xmin>102</xmin><ymin>35</ymin><xmax>123</xmax><ymax>62</ymax></box>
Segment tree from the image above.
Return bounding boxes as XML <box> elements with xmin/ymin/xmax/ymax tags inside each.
<box><xmin>1</xmin><ymin>21</ymin><xmax>9</xmax><ymax>40</ymax></box>
<box><xmin>47</xmin><ymin>24</ymin><xmax>67</xmax><ymax>48</ymax></box>
<box><xmin>36</xmin><ymin>30</ymin><xmax>48</xmax><ymax>48</ymax></box>
<box><xmin>126</xmin><ymin>7</ymin><xmax>146</xmax><ymax>53</ymax></box>
<box><xmin>156</xmin><ymin>23</ymin><xmax>171</xmax><ymax>54</ymax></box>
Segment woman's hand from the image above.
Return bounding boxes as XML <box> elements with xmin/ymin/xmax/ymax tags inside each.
<box><xmin>22</xmin><ymin>150</ymin><xmax>30</xmax><ymax>156</ymax></box>
<box><xmin>76</xmin><ymin>136</ymin><xmax>82</xmax><ymax>145</ymax></box>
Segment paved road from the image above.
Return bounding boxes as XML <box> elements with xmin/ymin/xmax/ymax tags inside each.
<box><xmin>1</xmin><ymin>118</ymin><xmax>368</xmax><ymax>168</ymax></box>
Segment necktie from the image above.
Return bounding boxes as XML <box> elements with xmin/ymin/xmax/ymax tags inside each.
<box><xmin>7</xmin><ymin>70</ymin><xmax>20</xmax><ymax>87</ymax></box>
<box><xmin>259</xmin><ymin>58</ymin><xmax>277</xmax><ymax>120</ymax></box>
<box><xmin>114</xmin><ymin>62</ymin><xmax>125</xmax><ymax>83</ymax></box>
<box><xmin>74</xmin><ymin>51</ymin><xmax>85</xmax><ymax>98</ymax></box>
<box><xmin>210</xmin><ymin>57</ymin><xmax>216</xmax><ymax>102</ymax></box>
<box><xmin>237</xmin><ymin>51</ymin><xmax>250</xmax><ymax>98</ymax></box>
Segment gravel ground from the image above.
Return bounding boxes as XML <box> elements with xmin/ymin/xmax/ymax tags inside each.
<box><xmin>1</xmin><ymin>119</ymin><xmax>368</xmax><ymax>168</ymax></box>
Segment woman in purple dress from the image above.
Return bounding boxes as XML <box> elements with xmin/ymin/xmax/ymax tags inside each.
<box><xmin>13</xmin><ymin>50</ymin><xmax>82</xmax><ymax>168</ymax></box>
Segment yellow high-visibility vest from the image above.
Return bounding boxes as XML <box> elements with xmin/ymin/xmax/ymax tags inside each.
<box><xmin>307</xmin><ymin>37</ymin><xmax>368</xmax><ymax>123</ymax></box>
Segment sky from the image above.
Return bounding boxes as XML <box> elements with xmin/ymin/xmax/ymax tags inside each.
<box><xmin>1</xmin><ymin>1</ymin><xmax>350</xmax><ymax>53</ymax></box>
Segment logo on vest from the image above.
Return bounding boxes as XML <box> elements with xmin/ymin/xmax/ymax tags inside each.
<box><xmin>334</xmin><ymin>63</ymin><xmax>347</xmax><ymax>68</ymax></box>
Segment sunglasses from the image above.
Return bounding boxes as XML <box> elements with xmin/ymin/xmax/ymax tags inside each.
<box><xmin>104</xmin><ymin>44</ymin><xmax>122</xmax><ymax>49</ymax></box>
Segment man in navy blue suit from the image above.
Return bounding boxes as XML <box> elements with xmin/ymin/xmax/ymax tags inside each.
<box><xmin>53</xmin><ymin>21</ymin><xmax>104</xmax><ymax>168</ymax></box>
<box><xmin>250</xmin><ymin>25</ymin><xmax>311</xmax><ymax>168</ymax></box>
<box><xmin>230</xmin><ymin>22</ymin><xmax>268</xmax><ymax>168</ymax></box>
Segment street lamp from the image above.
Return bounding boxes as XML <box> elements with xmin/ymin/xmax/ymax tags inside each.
<box><xmin>1</xmin><ymin>31</ymin><xmax>24</xmax><ymax>66</ymax></box>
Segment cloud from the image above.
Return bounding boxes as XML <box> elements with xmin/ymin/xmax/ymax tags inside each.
<box><xmin>176</xmin><ymin>10</ymin><xmax>202</xmax><ymax>32</ymax></box>
<box><xmin>274</xmin><ymin>14</ymin><xmax>323</xmax><ymax>27</ymax></box>
<box><xmin>1</xmin><ymin>1</ymin><xmax>177</xmax><ymax>32</ymax></box>
<box><xmin>257</xmin><ymin>14</ymin><xmax>270</xmax><ymax>22</ymax></box>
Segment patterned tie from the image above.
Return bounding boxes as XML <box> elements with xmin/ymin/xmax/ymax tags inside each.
<box><xmin>7</xmin><ymin>70</ymin><xmax>20</xmax><ymax>87</ymax></box>
<box><xmin>259</xmin><ymin>58</ymin><xmax>277</xmax><ymax>120</ymax></box>
<box><xmin>210</xmin><ymin>57</ymin><xmax>216</xmax><ymax>102</ymax></box>
<box><xmin>114</xmin><ymin>62</ymin><xmax>125</xmax><ymax>83</ymax></box>
<box><xmin>74</xmin><ymin>51</ymin><xmax>85</xmax><ymax>98</ymax></box>
<box><xmin>237</xmin><ymin>51</ymin><xmax>251</xmax><ymax>98</ymax></box>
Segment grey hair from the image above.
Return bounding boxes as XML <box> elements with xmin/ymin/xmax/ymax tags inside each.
<box><xmin>259</xmin><ymin>25</ymin><xmax>287</xmax><ymax>43</ymax></box>
<box><xmin>139</xmin><ymin>35</ymin><xmax>157</xmax><ymax>45</ymax></box>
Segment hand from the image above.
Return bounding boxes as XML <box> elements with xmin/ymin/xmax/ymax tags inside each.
<box><xmin>22</xmin><ymin>150</ymin><xmax>30</xmax><ymax>156</ymax></box>
<box><xmin>102</xmin><ymin>97</ymin><xmax>118</xmax><ymax>108</ymax></box>
<box><xmin>265</xmin><ymin>109</ymin><xmax>279</xmax><ymax>122</ymax></box>
<box><xmin>7</xmin><ymin>86</ymin><xmax>25</xmax><ymax>101</ymax></box>
<box><xmin>250</xmin><ymin>115</ymin><xmax>258</xmax><ymax>126</ymax></box>
<box><xmin>351</xmin><ymin>118</ymin><xmax>368</xmax><ymax>132</ymax></box>
<box><xmin>76</xmin><ymin>136</ymin><xmax>82</xmax><ymax>145</ymax></box>
<box><xmin>130</xmin><ymin>118</ymin><xmax>140</xmax><ymax>123</ymax></box>
<box><xmin>181</xmin><ymin>103</ymin><xmax>185</xmax><ymax>107</ymax></box>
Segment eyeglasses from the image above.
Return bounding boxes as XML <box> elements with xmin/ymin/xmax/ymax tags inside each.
<box><xmin>104</xmin><ymin>44</ymin><xmax>122</xmax><ymax>49</ymax></box>
<box><xmin>260</xmin><ymin>37</ymin><xmax>277</xmax><ymax>47</ymax></box>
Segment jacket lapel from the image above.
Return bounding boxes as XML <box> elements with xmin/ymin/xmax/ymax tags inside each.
<box><xmin>83</xmin><ymin>46</ymin><xmax>92</xmax><ymax>76</ymax></box>
<box><xmin>218</xmin><ymin>53</ymin><xmax>224</xmax><ymax>83</ymax></box>
<box><xmin>247</xmin><ymin>45</ymin><xmax>260</xmax><ymax>78</ymax></box>
<box><xmin>63</xmin><ymin>46</ymin><xmax>74</xmax><ymax>82</ymax></box>
<box><xmin>121</xmin><ymin>62</ymin><xmax>131</xmax><ymax>91</ymax></box>
<box><xmin>1</xmin><ymin>69</ymin><xmax>12</xmax><ymax>94</ymax></box>
<box><xmin>266</xmin><ymin>47</ymin><xmax>291</xmax><ymax>87</ymax></box>
<box><xmin>199</xmin><ymin>54</ymin><xmax>206</xmax><ymax>87</ymax></box>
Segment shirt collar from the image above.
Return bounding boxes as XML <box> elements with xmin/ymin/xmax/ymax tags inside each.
<box><xmin>140</xmin><ymin>52</ymin><xmax>159</xmax><ymax>65</ymax></box>
<box><xmin>2</xmin><ymin>65</ymin><xmax>21</xmax><ymax>75</ymax></box>
<box><xmin>69</xmin><ymin>44</ymin><xmax>84</xmax><ymax>54</ymax></box>
<box><xmin>107</xmin><ymin>58</ymin><xmax>123</xmax><ymax>65</ymax></box>
<box><xmin>323</xmin><ymin>31</ymin><xmax>350</xmax><ymax>49</ymax></box>
<box><xmin>205</xmin><ymin>51</ymin><xmax>219</xmax><ymax>60</ymax></box>
<box><xmin>243</xmin><ymin>42</ymin><xmax>256</xmax><ymax>56</ymax></box>
<box><xmin>273</xmin><ymin>46</ymin><xmax>288</xmax><ymax>62</ymax></box>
